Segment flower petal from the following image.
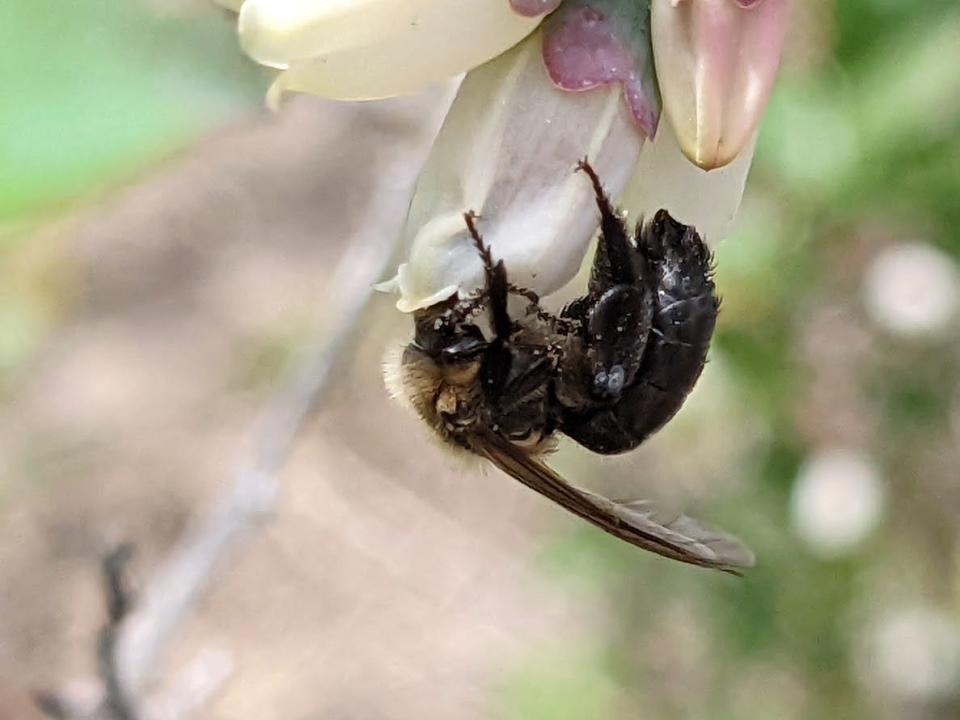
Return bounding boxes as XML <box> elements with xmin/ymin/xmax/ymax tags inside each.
<box><xmin>239</xmin><ymin>0</ymin><xmax>543</xmax><ymax>100</ymax></box>
<box><xmin>542</xmin><ymin>0</ymin><xmax>660</xmax><ymax>137</ymax></box>
<box><xmin>621</xmin><ymin>119</ymin><xmax>755</xmax><ymax>244</ymax></box>
<box><xmin>383</xmin><ymin>31</ymin><xmax>644</xmax><ymax>312</ymax></box>
<box><xmin>652</xmin><ymin>0</ymin><xmax>788</xmax><ymax>169</ymax></box>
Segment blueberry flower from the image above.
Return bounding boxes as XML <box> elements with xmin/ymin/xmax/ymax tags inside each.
<box><xmin>219</xmin><ymin>0</ymin><xmax>789</xmax><ymax>311</ymax></box>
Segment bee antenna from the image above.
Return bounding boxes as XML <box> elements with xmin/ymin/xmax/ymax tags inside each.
<box><xmin>463</xmin><ymin>211</ymin><xmax>512</xmax><ymax>343</ymax></box>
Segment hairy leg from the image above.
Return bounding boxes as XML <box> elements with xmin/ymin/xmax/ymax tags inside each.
<box><xmin>559</xmin><ymin>161</ymin><xmax>656</xmax><ymax>402</ymax></box>
<box><xmin>575</xmin><ymin>159</ymin><xmax>637</xmax><ymax>288</ymax></box>
<box><xmin>463</xmin><ymin>211</ymin><xmax>512</xmax><ymax>345</ymax></box>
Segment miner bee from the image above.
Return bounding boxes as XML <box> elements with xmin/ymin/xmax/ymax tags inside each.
<box><xmin>387</xmin><ymin>160</ymin><xmax>753</xmax><ymax>573</ymax></box>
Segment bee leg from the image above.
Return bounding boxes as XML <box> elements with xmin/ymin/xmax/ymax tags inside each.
<box><xmin>583</xmin><ymin>284</ymin><xmax>655</xmax><ymax>398</ymax></box>
<box><xmin>508</xmin><ymin>283</ymin><xmax>579</xmax><ymax>336</ymax></box>
<box><xmin>463</xmin><ymin>211</ymin><xmax>521</xmax><ymax>401</ymax></box>
<box><xmin>559</xmin><ymin>211</ymin><xmax>718</xmax><ymax>454</ymax></box>
<box><xmin>561</xmin><ymin>160</ymin><xmax>656</xmax><ymax>400</ymax></box>
<box><xmin>463</xmin><ymin>211</ymin><xmax>512</xmax><ymax>344</ymax></box>
<box><xmin>411</xmin><ymin>212</ymin><xmax>515</xmax><ymax>362</ymax></box>
<box><xmin>496</xmin><ymin>350</ymin><xmax>555</xmax><ymax>415</ymax></box>
<box><xmin>556</xmin><ymin>282</ymin><xmax>655</xmax><ymax>429</ymax></box>
<box><xmin>575</xmin><ymin>158</ymin><xmax>645</xmax><ymax>290</ymax></box>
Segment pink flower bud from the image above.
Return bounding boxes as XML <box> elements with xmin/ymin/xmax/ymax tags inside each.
<box><xmin>652</xmin><ymin>0</ymin><xmax>789</xmax><ymax>169</ymax></box>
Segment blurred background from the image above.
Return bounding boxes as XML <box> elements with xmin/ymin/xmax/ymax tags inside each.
<box><xmin>2</xmin><ymin>1</ymin><xmax>959</xmax><ymax>718</ymax></box>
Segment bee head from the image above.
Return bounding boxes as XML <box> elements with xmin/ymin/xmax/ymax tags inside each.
<box><xmin>384</xmin><ymin>302</ymin><xmax>491</xmax><ymax>446</ymax></box>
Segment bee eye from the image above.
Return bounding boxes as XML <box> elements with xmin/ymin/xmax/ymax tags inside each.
<box><xmin>440</xmin><ymin>336</ymin><xmax>487</xmax><ymax>361</ymax></box>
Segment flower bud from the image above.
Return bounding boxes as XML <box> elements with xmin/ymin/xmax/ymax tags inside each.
<box><xmin>652</xmin><ymin>0</ymin><xmax>789</xmax><ymax>169</ymax></box>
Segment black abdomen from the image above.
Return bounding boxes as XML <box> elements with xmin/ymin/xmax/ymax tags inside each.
<box><xmin>560</xmin><ymin>211</ymin><xmax>718</xmax><ymax>455</ymax></box>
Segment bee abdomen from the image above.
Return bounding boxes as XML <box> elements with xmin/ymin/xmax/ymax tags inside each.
<box><xmin>559</xmin><ymin>210</ymin><xmax>718</xmax><ymax>455</ymax></box>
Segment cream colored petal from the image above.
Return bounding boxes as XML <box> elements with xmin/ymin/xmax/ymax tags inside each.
<box><xmin>622</xmin><ymin>120</ymin><xmax>755</xmax><ymax>245</ymax></box>
<box><xmin>385</xmin><ymin>31</ymin><xmax>644</xmax><ymax>313</ymax></box>
<box><xmin>239</xmin><ymin>0</ymin><xmax>542</xmax><ymax>98</ymax></box>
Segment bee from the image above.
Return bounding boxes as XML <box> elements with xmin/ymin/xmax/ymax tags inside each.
<box><xmin>388</xmin><ymin>160</ymin><xmax>753</xmax><ymax>573</ymax></box>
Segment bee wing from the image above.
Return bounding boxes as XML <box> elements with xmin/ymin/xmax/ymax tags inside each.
<box><xmin>472</xmin><ymin>432</ymin><xmax>754</xmax><ymax>574</ymax></box>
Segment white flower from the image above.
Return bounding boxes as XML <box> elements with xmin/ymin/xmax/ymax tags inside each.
<box><xmin>863</xmin><ymin>241</ymin><xmax>959</xmax><ymax>338</ymax></box>
<box><xmin>383</xmin><ymin>31</ymin><xmax>644</xmax><ymax>312</ymax></box>
<box><xmin>789</xmin><ymin>447</ymin><xmax>884</xmax><ymax>558</ymax></box>
<box><xmin>231</xmin><ymin>0</ymin><xmax>546</xmax><ymax>104</ymax></box>
<box><xmin>857</xmin><ymin>607</ymin><xmax>960</xmax><ymax>703</ymax></box>
<box><xmin>216</xmin><ymin>1</ymin><xmax>789</xmax><ymax>311</ymax></box>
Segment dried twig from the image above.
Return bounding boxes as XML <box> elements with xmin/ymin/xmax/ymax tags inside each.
<box><xmin>34</xmin><ymin>692</ymin><xmax>73</xmax><ymax>720</ymax></box>
<box><xmin>39</xmin><ymin>176</ymin><xmax>405</xmax><ymax>718</ymax></box>
<box><xmin>99</xmin><ymin>545</ymin><xmax>138</xmax><ymax>720</ymax></box>
<box><xmin>112</xmin><ymin>142</ymin><xmax>421</xmax><ymax>700</ymax></box>
<box><xmin>114</xmin><ymin>244</ymin><xmax>387</xmax><ymax>699</ymax></box>
<box><xmin>128</xmin><ymin>156</ymin><xmax>429</xmax><ymax>720</ymax></box>
<box><xmin>35</xmin><ymin>546</ymin><xmax>139</xmax><ymax>720</ymax></box>
<box><xmin>38</xmin><ymin>95</ymin><xmax>452</xmax><ymax>720</ymax></box>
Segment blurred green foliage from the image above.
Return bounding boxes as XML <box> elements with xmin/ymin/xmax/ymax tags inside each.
<box><xmin>0</xmin><ymin>0</ymin><xmax>264</xmax><ymax>377</ymax></box>
<box><xmin>0</xmin><ymin>0</ymin><xmax>264</xmax><ymax>224</ymax></box>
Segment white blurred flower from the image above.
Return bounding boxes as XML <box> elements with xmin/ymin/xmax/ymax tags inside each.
<box><xmin>857</xmin><ymin>606</ymin><xmax>960</xmax><ymax>703</ymax></box>
<box><xmin>790</xmin><ymin>448</ymin><xmax>884</xmax><ymax>558</ymax></box>
<box><xmin>863</xmin><ymin>241</ymin><xmax>959</xmax><ymax>338</ymax></box>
